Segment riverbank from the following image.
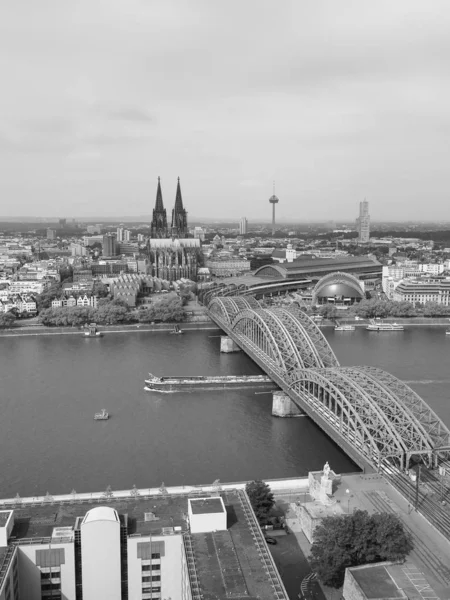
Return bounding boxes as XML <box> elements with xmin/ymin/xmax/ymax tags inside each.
<box><xmin>0</xmin><ymin>320</ymin><xmax>220</xmax><ymax>336</ymax></box>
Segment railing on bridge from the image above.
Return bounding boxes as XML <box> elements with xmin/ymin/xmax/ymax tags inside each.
<box><xmin>208</xmin><ymin>296</ymin><xmax>450</xmax><ymax>474</ymax></box>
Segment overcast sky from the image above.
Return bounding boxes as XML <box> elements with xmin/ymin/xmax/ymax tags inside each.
<box><xmin>1</xmin><ymin>0</ymin><xmax>450</xmax><ymax>221</ymax></box>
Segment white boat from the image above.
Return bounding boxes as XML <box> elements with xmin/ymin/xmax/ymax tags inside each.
<box><xmin>366</xmin><ymin>320</ymin><xmax>403</xmax><ymax>331</ymax></box>
<box><xmin>446</xmin><ymin>330</ymin><xmax>450</xmax><ymax>336</ymax></box>
<box><xmin>334</xmin><ymin>324</ymin><xmax>355</xmax><ymax>331</ymax></box>
<box><xmin>94</xmin><ymin>409</ymin><xmax>109</xmax><ymax>420</ymax></box>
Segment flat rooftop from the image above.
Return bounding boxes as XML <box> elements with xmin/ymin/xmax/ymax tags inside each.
<box><xmin>0</xmin><ymin>511</ymin><xmax>11</xmax><ymax>528</ymax></box>
<box><xmin>9</xmin><ymin>495</ymin><xmax>190</xmax><ymax>541</ymax></box>
<box><xmin>352</xmin><ymin>565</ymin><xmax>405</xmax><ymax>599</ymax></box>
<box><xmin>189</xmin><ymin>497</ymin><xmax>224</xmax><ymax>515</ymax></box>
<box><xmin>348</xmin><ymin>562</ymin><xmax>435</xmax><ymax>600</ymax></box>
<box><xmin>190</xmin><ymin>490</ymin><xmax>287</xmax><ymax>600</ymax></box>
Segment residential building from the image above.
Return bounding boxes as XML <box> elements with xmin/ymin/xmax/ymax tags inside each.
<box><xmin>239</xmin><ymin>217</ymin><xmax>248</xmax><ymax>235</ymax></box>
<box><xmin>47</xmin><ymin>229</ymin><xmax>57</xmax><ymax>241</ymax></box>
<box><xmin>116</xmin><ymin>228</ymin><xmax>124</xmax><ymax>242</ymax></box>
<box><xmin>123</xmin><ymin>230</ymin><xmax>131</xmax><ymax>242</ymax></box>
<box><xmin>70</xmin><ymin>243</ymin><xmax>88</xmax><ymax>257</ymax></box>
<box><xmin>137</xmin><ymin>234</ymin><xmax>145</xmax><ymax>242</ymax></box>
<box><xmin>419</xmin><ymin>263</ymin><xmax>444</xmax><ymax>276</ymax></box>
<box><xmin>193</xmin><ymin>227</ymin><xmax>205</xmax><ymax>241</ymax></box>
<box><xmin>356</xmin><ymin>200</ymin><xmax>370</xmax><ymax>243</ymax></box>
<box><xmin>0</xmin><ymin>488</ymin><xmax>287</xmax><ymax>600</ymax></box>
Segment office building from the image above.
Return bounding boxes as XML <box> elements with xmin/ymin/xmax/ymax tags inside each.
<box><xmin>0</xmin><ymin>488</ymin><xmax>288</xmax><ymax>600</ymax></box>
<box><xmin>116</xmin><ymin>228</ymin><xmax>124</xmax><ymax>242</ymax></box>
<box><xmin>46</xmin><ymin>229</ymin><xmax>56</xmax><ymax>241</ymax></box>
<box><xmin>393</xmin><ymin>278</ymin><xmax>450</xmax><ymax>306</ymax></box>
<box><xmin>239</xmin><ymin>217</ymin><xmax>248</xmax><ymax>235</ymax></box>
<box><xmin>102</xmin><ymin>234</ymin><xmax>118</xmax><ymax>258</ymax></box>
<box><xmin>356</xmin><ymin>200</ymin><xmax>370</xmax><ymax>243</ymax></box>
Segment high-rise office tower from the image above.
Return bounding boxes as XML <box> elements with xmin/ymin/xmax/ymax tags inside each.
<box><xmin>239</xmin><ymin>217</ymin><xmax>248</xmax><ymax>235</ymax></box>
<box><xmin>123</xmin><ymin>230</ymin><xmax>131</xmax><ymax>242</ymax></box>
<box><xmin>356</xmin><ymin>200</ymin><xmax>370</xmax><ymax>243</ymax></box>
<box><xmin>102</xmin><ymin>234</ymin><xmax>117</xmax><ymax>257</ymax></box>
<box><xmin>116</xmin><ymin>228</ymin><xmax>124</xmax><ymax>242</ymax></box>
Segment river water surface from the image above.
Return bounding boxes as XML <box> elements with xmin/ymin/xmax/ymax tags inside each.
<box><xmin>0</xmin><ymin>326</ymin><xmax>448</xmax><ymax>498</ymax></box>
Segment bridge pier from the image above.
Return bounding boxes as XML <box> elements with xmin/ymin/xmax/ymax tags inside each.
<box><xmin>220</xmin><ymin>336</ymin><xmax>241</xmax><ymax>353</ymax></box>
<box><xmin>272</xmin><ymin>391</ymin><xmax>305</xmax><ymax>418</ymax></box>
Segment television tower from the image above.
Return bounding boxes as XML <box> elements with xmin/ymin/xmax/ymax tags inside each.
<box><xmin>269</xmin><ymin>182</ymin><xmax>279</xmax><ymax>236</ymax></box>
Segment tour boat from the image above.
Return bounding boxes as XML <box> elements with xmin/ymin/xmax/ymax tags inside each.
<box><xmin>94</xmin><ymin>409</ymin><xmax>109</xmax><ymax>420</ymax></box>
<box><xmin>366</xmin><ymin>320</ymin><xmax>403</xmax><ymax>331</ymax></box>
<box><xmin>334</xmin><ymin>324</ymin><xmax>355</xmax><ymax>331</ymax></box>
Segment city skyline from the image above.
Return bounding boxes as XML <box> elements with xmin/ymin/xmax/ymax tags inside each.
<box><xmin>1</xmin><ymin>1</ymin><xmax>450</xmax><ymax>220</ymax></box>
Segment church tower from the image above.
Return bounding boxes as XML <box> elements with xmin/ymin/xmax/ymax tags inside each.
<box><xmin>171</xmin><ymin>177</ymin><xmax>188</xmax><ymax>238</ymax></box>
<box><xmin>150</xmin><ymin>177</ymin><xmax>168</xmax><ymax>238</ymax></box>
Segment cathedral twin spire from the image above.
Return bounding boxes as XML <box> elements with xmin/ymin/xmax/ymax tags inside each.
<box><xmin>150</xmin><ymin>177</ymin><xmax>188</xmax><ymax>239</ymax></box>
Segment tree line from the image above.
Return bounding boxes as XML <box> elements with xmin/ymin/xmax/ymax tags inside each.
<box><xmin>38</xmin><ymin>295</ymin><xmax>186</xmax><ymax>327</ymax></box>
<box><xmin>315</xmin><ymin>298</ymin><xmax>450</xmax><ymax>320</ymax></box>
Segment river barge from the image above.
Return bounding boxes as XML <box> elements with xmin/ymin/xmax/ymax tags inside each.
<box><xmin>144</xmin><ymin>373</ymin><xmax>277</xmax><ymax>392</ymax></box>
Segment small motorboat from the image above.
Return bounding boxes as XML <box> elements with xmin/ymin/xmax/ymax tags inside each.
<box><xmin>446</xmin><ymin>330</ymin><xmax>450</xmax><ymax>336</ymax></box>
<box><xmin>94</xmin><ymin>409</ymin><xmax>109</xmax><ymax>420</ymax></box>
<box><xmin>170</xmin><ymin>325</ymin><xmax>184</xmax><ymax>335</ymax></box>
<box><xmin>85</xmin><ymin>323</ymin><xmax>103</xmax><ymax>337</ymax></box>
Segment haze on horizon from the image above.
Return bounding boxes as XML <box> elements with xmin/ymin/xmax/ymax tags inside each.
<box><xmin>1</xmin><ymin>0</ymin><xmax>450</xmax><ymax>221</ymax></box>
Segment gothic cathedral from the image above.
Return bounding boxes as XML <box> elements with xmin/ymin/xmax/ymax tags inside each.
<box><xmin>148</xmin><ymin>177</ymin><xmax>200</xmax><ymax>281</ymax></box>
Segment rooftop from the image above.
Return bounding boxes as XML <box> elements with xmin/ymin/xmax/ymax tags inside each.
<box><xmin>190</xmin><ymin>497</ymin><xmax>224</xmax><ymax>515</ymax></box>
<box><xmin>9</xmin><ymin>495</ymin><xmax>190</xmax><ymax>541</ymax></box>
<box><xmin>0</xmin><ymin>512</ymin><xmax>11</xmax><ymax>528</ymax></box>
<box><xmin>347</xmin><ymin>562</ymin><xmax>434</xmax><ymax>600</ymax></box>
<box><xmin>190</xmin><ymin>490</ymin><xmax>287</xmax><ymax>600</ymax></box>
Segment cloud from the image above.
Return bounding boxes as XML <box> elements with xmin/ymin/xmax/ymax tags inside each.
<box><xmin>0</xmin><ymin>0</ymin><xmax>450</xmax><ymax>219</ymax></box>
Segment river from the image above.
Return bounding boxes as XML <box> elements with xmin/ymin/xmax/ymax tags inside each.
<box><xmin>0</xmin><ymin>326</ymin><xmax>448</xmax><ymax>498</ymax></box>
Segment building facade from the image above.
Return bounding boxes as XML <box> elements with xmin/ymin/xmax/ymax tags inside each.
<box><xmin>356</xmin><ymin>200</ymin><xmax>370</xmax><ymax>243</ymax></box>
<box><xmin>393</xmin><ymin>278</ymin><xmax>450</xmax><ymax>306</ymax></box>
<box><xmin>148</xmin><ymin>238</ymin><xmax>200</xmax><ymax>281</ymax></box>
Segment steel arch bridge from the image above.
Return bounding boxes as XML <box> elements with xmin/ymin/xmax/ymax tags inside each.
<box><xmin>208</xmin><ymin>296</ymin><xmax>450</xmax><ymax>472</ymax></box>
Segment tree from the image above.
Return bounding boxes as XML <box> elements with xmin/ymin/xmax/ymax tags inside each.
<box><xmin>0</xmin><ymin>312</ymin><xmax>15</xmax><ymax>329</ymax></box>
<box><xmin>309</xmin><ymin>510</ymin><xmax>413</xmax><ymax>588</ymax></box>
<box><xmin>36</xmin><ymin>283</ymin><xmax>63</xmax><ymax>310</ymax></box>
<box><xmin>245</xmin><ymin>480</ymin><xmax>275</xmax><ymax>523</ymax></box>
<box><xmin>138</xmin><ymin>295</ymin><xmax>186</xmax><ymax>323</ymax></box>
<box><xmin>318</xmin><ymin>304</ymin><xmax>338</xmax><ymax>320</ymax></box>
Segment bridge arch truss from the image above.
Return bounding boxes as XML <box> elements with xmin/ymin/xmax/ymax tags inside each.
<box><xmin>207</xmin><ymin>296</ymin><xmax>450</xmax><ymax>471</ymax></box>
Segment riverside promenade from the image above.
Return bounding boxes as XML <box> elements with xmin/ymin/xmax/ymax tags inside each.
<box><xmin>0</xmin><ymin>319</ymin><xmax>220</xmax><ymax>336</ymax></box>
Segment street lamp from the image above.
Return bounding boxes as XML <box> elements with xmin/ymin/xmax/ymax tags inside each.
<box><xmin>345</xmin><ymin>488</ymin><xmax>350</xmax><ymax>513</ymax></box>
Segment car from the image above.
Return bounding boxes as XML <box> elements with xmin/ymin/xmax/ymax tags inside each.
<box><xmin>265</xmin><ymin>537</ymin><xmax>277</xmax><ymax>545</ymax></box>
